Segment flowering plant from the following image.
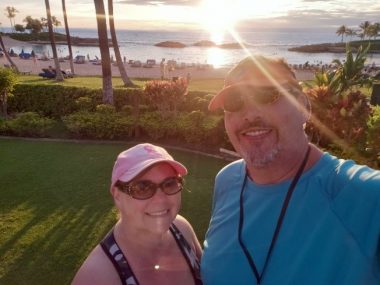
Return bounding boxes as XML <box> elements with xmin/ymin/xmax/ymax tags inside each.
<box><xmin>144</xmin><ymin>78</ymin><xmax>188</xmax><ymax>118</ymax></box>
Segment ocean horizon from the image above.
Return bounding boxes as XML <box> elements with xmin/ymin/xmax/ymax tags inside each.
<box><xmin>3</xmin><ymin>27</ymin><xmax>380</xmax><ymax>68</ymax></box>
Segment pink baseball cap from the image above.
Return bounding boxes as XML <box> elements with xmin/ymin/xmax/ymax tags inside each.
<box><xmin>110</xmin><ymin>143</ymin><xmax>187</xmax><ymax>190</ymax></box>
<box><xmin>208</xmin><ymin>56</ymin><xmax>299</xmax><ymax>111</ymax></box>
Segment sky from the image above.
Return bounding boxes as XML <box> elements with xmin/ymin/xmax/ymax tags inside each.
<box><xmin>0</xmin><ymin>0</ymin><xmax>379</xmax><ymax>33</ymax></box>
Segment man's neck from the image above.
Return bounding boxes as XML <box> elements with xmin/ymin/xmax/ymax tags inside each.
<box><xmin>246</xmin><ymin>144</ymin><xmax>323</xmax><ymax>185</ymax></box>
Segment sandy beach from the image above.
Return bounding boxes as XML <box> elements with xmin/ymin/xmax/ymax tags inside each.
<box><xmin>1</xmin><ymin>36</ymin><xmax>315</xmax><ymax>80</ymax></box>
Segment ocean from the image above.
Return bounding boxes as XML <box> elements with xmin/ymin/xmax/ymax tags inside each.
<box><xmin>5</xmin><ymin>27</ymin><xmax>380</xmax><ymax>68</ymax></box>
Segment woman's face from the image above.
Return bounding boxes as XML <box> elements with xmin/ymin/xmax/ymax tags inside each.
<box><xmin>113</xmin><ymin>163</ymin><xmax>182</xmax><ymax>235</ymax></box>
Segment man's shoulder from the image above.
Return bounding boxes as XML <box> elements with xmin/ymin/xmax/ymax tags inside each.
<box><xmin>217</xmin><ymin>159</ymin><xmax>245</xmax><ymax>177</ymax></box>
<box><xmin>318</xmin><ymin>152</ymin><xmax>380</xmax><ymax>197</ymax></box>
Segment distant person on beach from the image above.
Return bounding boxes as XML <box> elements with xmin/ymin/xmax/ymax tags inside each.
<box><xmin>186</xmin><ymin>72</ymin><xmax>191</xmax><ymax>84</ymax></box>
<box><xmin>31</xmin><ymin>50</ymin><xmax>36</xmax><ymax>65</ymax></box>
<box><xmin>160</xmin><ymin>58</ymin><xmax>166</xmax><ymax>79</ymax></box>
<box><xmin>72</xmin><ymin>143</ymin><xmax>202</xmax><ymax>285</ymax></box>
<box><xmin>123</xmin><ymin>56</ymin><xmax>126</xmax><ymax>64</ymax></box>
<box><xmin>201</xmin><ymin>55</ymin><xmax>380</xmax><ymax>285</ymax></box>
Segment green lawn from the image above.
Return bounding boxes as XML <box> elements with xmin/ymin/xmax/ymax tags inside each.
<box><xmin>17</xmin><ymin>75</ymin><xmax>225</xmax><ymax>93</ymax></box>
<box><xmin>0</xmin><ymin>138</ymin><xmax>227</xmax><ymax>285</ymax></box>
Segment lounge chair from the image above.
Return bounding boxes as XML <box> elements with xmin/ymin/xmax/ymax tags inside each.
<box><xmin>38</xmin><ymin>68</ymin><xmax>56</xmax><ymax>79</ymax></box>
<box><xmin>131</xmin><ymin>60</ymin><xmax>142</xmax><ymax>67</ymax></box>
<box><xmin>74</xmin><ymin>55</ymin><xmax>86</xmax><ymax>64</ymax></box>
<box><xmin>19</xmin><ymin>53</ymin><xmax>31</xmax><ymax>60</ymax></box>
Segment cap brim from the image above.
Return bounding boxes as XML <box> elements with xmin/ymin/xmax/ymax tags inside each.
<box><xmin>118</xmin><ymin>159</ymin><xmax>187</xmax><ymax>183</ymax></box>
<box><xmin>208</xmin><ymin>79</ymin><xmax>299</xmax><ymax>111</ymax></box>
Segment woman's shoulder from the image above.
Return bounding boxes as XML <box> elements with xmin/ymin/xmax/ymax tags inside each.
<box><xmin>71</xmin><ymin>245</ymin><xmax>121</xmax><ymax>285</ymax></box>
<box><xmin>173</xmin><ymin>215</ymin><xmax>202</xmax><ymax>258</ymax></box>
<box><xmin>173</xmin><ymin>215</ymin><xmax>194</xmax><ymax>236</ymax></box>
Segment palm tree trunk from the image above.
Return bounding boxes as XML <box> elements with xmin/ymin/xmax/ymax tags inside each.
<box><xmin>0</xmin><ymin>34</ymin><xmax>19</xmax><ymax>72</ymax></box>
<box><xmin>45</xmin><ymin>0</ymin><xmax>64</xmax><ymax>82</ymax></box>
<box><xmin>94</xmin><ymin>0</ymin><xmax>113</xmax><ymax>104</ymax></box>
<box><xmin>62</xmin><ymin>0</ymin><xmax>75</xmax><ymax>75</ymax></box>
<box><xmin>108</xmin><ymin>0</ymin><xmax>134</xmax><ymax>87</ymax></box>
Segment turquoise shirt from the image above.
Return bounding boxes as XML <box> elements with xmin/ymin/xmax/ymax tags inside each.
<box><xmin>201</xmin><ymin>153</ymin><xmax>380</xmax><ymax>285</ymax></box>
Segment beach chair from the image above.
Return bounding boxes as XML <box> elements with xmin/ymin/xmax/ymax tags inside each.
<box><xmin>19</xmin><ymin>52</ymin><xmax>31</xmax><ymax>60</ymax></box>
<box><xmin>131</xmin><ymin>60</ymin><xmax>142</xmax><ymax>67</ymax></box>
<box><xmin>143</xmin><ymin>59</ymin><xmax>155</xmax><ymax>68</ymax></box>
<box><xmin>74</xmin><ymin>55</ymin><xmax>86</xmax><ymax>64</ymax></box>
<box><xmin>38</xmin><ymin>68</ymin><xmax>56</xmax><ymax>79</ymax></box>
<box><xmin>64</xmin><ymin>69</ymin><xmax>74</xmax><ymax>78</ymax></box>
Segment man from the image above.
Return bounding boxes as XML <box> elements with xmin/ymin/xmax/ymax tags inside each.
<box><xmin>160</xmin><ymin>58</ymin><xmax>166</xmax><ymax>79</ymax></box>
<box><xmin>201</xmin><ymin>55</ymin><xmax>380</xmax><ymax>285</ymax></box>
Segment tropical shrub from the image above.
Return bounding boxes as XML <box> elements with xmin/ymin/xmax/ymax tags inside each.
<box><xmin>95</xmin><ymin>104</ymin><xmax>116</xmax><ymax>114</ymax></box>
<box><xmin>144</xmin><ymin>79</ymin><xmax>188</xmax><ymax>118</ymax></box>
<box><xmin>305</xmin><ymin>86</ymin><xmax>372</xmax><ymax>148</ymax></box>
<box><xmin>75</xmin><ymin>96</ymin><xmax>95</xmax><ymax>112</ymax></box>
<box><xmin>305</xmin><ymin>43</ymin><xmax>374</xmax><ymax>151</ymax></box>
<box><xmin>8</xmin><ymin>84</ymin><xmax>146</xmax><ymax>117</ymax></box>
<box><xmin>138</xmin><ymin>112</ymin><xmax>176</xmax><ymax>140</ymax></box>
<box><xmin>306</xmin><ymin>86</ymin><xmax>371</xmax><ymax>149</ymax></box>
<box><xmin>3</xmin><ymin>112</ymin><xmax>55</xmax><ymax>137</ymax></box>
<box><xmin>176</xmin><ymin>111</ymin><xmax>226</xmax><ymax>146</ymax></box>
<box><xmin>180</xmin><ymin>91</ymin><xmax>212</xmax><ymax>112</ymax></box>
<box><xmin>0</xmin><ymin>117</ymin><xmax>7</xmax><ymax>132</ymax></box>
<box><xmin>367</xmin><ymin>106</ymin><xmax>380</xmax><ymax>160</ymax></box>
<box><xmin>63</xmin><ymin>111</ymin><xmax>134</xmax><ymax>139</ymax></box>
<box><xmin>309</xmin><ymin>44</ymin><xmax>372</xmax><ymax>95</ymax></box>
<box><xmin>329</xmin><ymin>44</ymin><xmax>372</xmax><ymax>94</ymax></box>
<box><xmin>0</xmin><ymin>67</ymin><xmax>18</xmax><ymax>118</ymax></box>
<box><xmin>113</xmin><ymin>88</ymin><xmax>146</xmax><ymax>111</ymax></box>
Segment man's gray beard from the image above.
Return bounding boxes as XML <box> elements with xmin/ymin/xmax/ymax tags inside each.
<box><xmin>242</xmin><ymin>145</ymin><xmax>282</xmax><ymax>169</ymax></box>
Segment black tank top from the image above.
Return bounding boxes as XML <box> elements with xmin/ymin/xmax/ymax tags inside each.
<box><xmin>100</xmin><ymin>223</ymin><xmax>202</xmax><ymax>285</ymax></box>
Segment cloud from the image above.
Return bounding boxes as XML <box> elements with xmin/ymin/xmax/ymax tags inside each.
<box><xmin>236</xmin><ymin>6</ymin><xmax>380</xmax><ymax>30</ymax></box>
<box><xmin>116</xmin><ymin>0</ymin><xmax>199</xmax><ymax>6</ymax></box>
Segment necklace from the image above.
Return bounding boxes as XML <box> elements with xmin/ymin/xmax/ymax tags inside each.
<box><xmin>238</xmin><ymin>145</ymin><xmax>311</xmax><ymax>284</ymax></box>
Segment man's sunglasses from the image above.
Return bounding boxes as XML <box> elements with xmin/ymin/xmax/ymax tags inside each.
<box><xmin>115</xmin><ymin>176</ymin><xmax>184</xmax><ymax>200</ymax></box>
<box><xmin>223</xmin><ymin>85</ymin><xmax>300</xmax><ymax>113</ymax></box>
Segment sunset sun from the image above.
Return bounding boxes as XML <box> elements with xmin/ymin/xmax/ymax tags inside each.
<box><xmin>199</xmin><ymin>0</ymin><xmax>238</xmax><ymax>44</ymax></box>
<box><xmin>199</xmin><ymin>0</ymin><xmax>299</xmax><ymax>44</ymax></box>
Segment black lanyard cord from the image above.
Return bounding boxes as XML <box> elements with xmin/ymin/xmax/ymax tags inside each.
<box><xmin>238</xmin><ymin>145</ymin><xmax>311</xmax><ymax>284</ymax></box>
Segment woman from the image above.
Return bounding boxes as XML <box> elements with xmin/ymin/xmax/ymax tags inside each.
<box><xmin>72</xmin><ymin>143</ymin><xmax>202</xmax><ymax>285</ymax></box>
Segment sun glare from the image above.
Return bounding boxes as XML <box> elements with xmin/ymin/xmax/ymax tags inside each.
<box><xmin>206</xmin><ymin>47</ymin><xmax>227</xmax><ymax>68</ymax></box>
<box><xmin>199</xmin><ymin>0</ymin><xmax>238</xmax><ymax>44</ymax></box>
<box><xmin>198</xmin><ymin>0</ymin><xmax>298</xmax><ymax>43</ymax></box>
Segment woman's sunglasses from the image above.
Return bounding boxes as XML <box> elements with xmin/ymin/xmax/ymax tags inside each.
<box><xmin>223</xmin><ymin>85</ymin><xmax>300</xmax><ymax>113</ymax></box>
<box><xmin>115</xmin><ymin>176</ymin><xmax>184</xmax><ymax>200</ymax></box>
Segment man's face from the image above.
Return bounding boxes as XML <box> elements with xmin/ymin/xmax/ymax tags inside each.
<box><xmin>224</xmin><ymin>84</ymin><xmax>307</xmax><ymax>169</ymax></box>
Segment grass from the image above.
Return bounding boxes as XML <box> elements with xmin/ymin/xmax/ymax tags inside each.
<box><xmin>0</xmin><ymin>138</ymin><xmax>227</xmax><ymax>285</ymax></box>
<box><xmin>16</xmin><ymin>75</ymin><xmax>225</xmax><ymax>93</ymax></box>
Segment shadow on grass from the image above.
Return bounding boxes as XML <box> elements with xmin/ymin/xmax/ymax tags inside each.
<box><xmin>0</xmin><ymin>138</ymin><xmax>227</xmax><ymax>284</ymax></box>
<box><xmin>0</xmin><ymin>202</ymin><xmax>115</xmax><ymax>284</ymax></box>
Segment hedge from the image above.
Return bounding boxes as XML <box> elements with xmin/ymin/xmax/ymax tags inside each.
<box><xmin>8</xmin><ymin>84</ymin><xmax>211</xmax><ymax>118</ymax></box>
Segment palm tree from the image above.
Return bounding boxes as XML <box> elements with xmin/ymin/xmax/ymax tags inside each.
<box><xmin>40</xmin><ymin>17</ymin><xmax>48</xmax><ymax>32</ymax></box>
<box><xmin>0</xmin><ymin>33</ymin><xmax>19</xmax><ymax>72</ymax></box>
<box><xmin>359</xmin><ymin>21</ymin><xmax>371</xmax><ymax>40</ymax></box>
<box><xmin>345</xmin><ymin>28</ymin><xmax>356</xmax><ymax>41</ymax></box>
<box><xmin>44</xmin><ymin>0</ymin><xmax>64</xmax><ymax>81</ymax></box>
<box><xmin>51</xmin><ymin>16</ymin><xmax>61</xmax><ymax>32</ymax></box>
<box><xmin>4</xmin><ymin>6</ymin><xmax>18</xmax><ymax>32</ymax></box>
<box><xmin>61</xmin><ymin>0</ymin><xmax>74</xmax><ymax>74</ymax></box>
<box><xmin>108</xmin><ymin>0</ymin><xmax>134</xmax><ymax>87</ymax></box>
<box><xmin>336</xmin><ymin>25</ymin><xmax>347</xmax><ymax>42</ymax></box>
<box><xmin>94</xmin><ymin>0</ymin><xmax>113</xmax><ymax>104</ymax></box>
<box><xmin>368</xmin><ymin>23</ymin><xmax>380</xmax><ymax>40</ymax></box>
